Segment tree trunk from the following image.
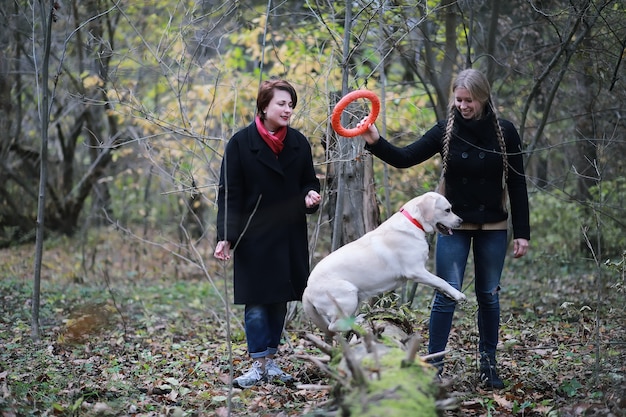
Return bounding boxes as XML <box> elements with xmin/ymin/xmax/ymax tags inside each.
<box><xmin>330</xmin><ymin>3</ymin><xmax>380</xmax><ymax>251</ymax></box>
<box><xmin>32</xmin><ymin>0</ymin><xmax>57</xmax><ymax>342</ymax></box>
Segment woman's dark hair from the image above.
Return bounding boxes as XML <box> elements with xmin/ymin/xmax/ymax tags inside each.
<box><xmin>256</xmin><ymin>79</ymin><xmax>297</xmax><ymax>120</ymax></box>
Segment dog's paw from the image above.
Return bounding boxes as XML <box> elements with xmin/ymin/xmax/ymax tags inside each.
<box><xmin>454</xmin><ymin>292</ymin><xmax>467</xmax><ymax>303</ymax></box>
<box><xmin>442</xmin><ymin>290</ymin><xmax>466</xmax><ymax>303</ymax></box>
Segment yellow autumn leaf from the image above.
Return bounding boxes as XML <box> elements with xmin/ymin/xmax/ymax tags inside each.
<box><xmin>83</xmin><ymin>74</ymin><xmax>104</xmax><ymax>89</ymax></box>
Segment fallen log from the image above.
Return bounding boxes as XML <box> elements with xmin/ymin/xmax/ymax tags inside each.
<box><xmin>302</xmin><ymin>317</ymin><xmax>460</xmax><ymax>417</ymax></box>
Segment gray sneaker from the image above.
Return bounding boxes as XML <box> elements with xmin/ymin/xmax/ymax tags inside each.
<box><xmin>232</xmin><ymin>361</ymin><xmax>265</xmax><ymax>388</ymax></box>
<box><xmin>265</xmin><ymin>359</ymin><xmax>294</xmax><ymax>383</ymax></box>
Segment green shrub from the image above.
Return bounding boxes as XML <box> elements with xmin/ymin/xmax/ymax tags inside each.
<box><xmin>529</xmin><ymin>180</ymin><xmax>626</xmax><ymax>261</ymax></box>
<box><xmin>529</xmin><ymin>189</ymin><xmax>582</xmax><ymax>260</ymax></box>
<box><xmin>585</xmin><ymin>178</ymin><xmax>626</xmax><ymax>258</ymax></box>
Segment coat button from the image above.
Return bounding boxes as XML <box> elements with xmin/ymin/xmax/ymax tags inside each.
<box><xmin>462</xmin><ymin>152</ymin><xmax>468</xmax><ymax>158</ymax></box>
<box><xmin>479</xmin><ymin>152</ymin><xmax>485</xmax><ymax>159</ymax></box>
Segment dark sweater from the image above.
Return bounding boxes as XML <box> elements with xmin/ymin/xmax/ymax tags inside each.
<box><xmin>365</xmin><ymin>109</ymin><xmax>530</xmax><ymax>240</ymax></box>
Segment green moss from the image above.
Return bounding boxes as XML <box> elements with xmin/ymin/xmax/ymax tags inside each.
<box><xmin>343</xmin><ymin>347</ymin><xmax>439</xmax><ymax>417</ymax></box>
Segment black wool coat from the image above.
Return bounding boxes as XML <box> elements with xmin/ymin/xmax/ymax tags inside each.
<box><xmin>216</xmin><ymin>122</ymin><xmax>321</xmax><ymax>305</ymax></box>
<box><xmin>365</xmin><ymin>109</ymin><xmax>530</xmax><ymax>240</ymax></box>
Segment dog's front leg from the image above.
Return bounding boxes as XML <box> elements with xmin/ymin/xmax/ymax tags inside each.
<box><xmin>412</xmin><ymin>269</ymin><xmax>467</xmax><ymax>303</ymax></box>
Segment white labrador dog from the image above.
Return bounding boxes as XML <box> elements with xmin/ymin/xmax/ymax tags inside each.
<box><xmin>302</xmin><ymin>191</ymin><xmax>466</xmax><ymax>337</ymax></box>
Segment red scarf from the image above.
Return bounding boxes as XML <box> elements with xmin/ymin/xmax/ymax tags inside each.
<box><xmin>255</xmin><ymin>115</ymin><xmax>286</xmax><ymax>155</ymax></box>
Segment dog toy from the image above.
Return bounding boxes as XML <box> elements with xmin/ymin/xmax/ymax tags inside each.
<box><xmin>331</xmin><ymin>90</ymin><xmax>380</xmax><ymax>137</ymax></box>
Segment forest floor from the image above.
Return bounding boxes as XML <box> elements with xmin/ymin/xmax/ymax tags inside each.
<box><xmin>1</xmin><ymin>229</ymin><xmax>625</xmax><ymax>416</ymax></box>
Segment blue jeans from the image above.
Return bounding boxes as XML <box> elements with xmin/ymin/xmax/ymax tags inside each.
<box><xmin>428</xmin><ymin>229</ymin><xmax>507</xmax><ymax>358</ymax></box>
<box><xmin>244</xmin><ymin>303</ymin><xmax>287</xmax><ymax>359</ymax></box>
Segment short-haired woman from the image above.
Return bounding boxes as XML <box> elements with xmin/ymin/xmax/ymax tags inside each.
<box><xmin>214</xmin><ymin>79</ymin><xmax>321</xmax><ymax>388</ymax></box>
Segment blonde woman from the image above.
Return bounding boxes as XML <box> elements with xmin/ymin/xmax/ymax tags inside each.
<box><xmin>358</xmin><ymin>69</ymin><xmax>530</xmax><ymax>389</ymax></box>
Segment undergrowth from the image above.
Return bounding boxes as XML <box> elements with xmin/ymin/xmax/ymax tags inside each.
<box><xmin>0</xmin><ymin>231</ymin><xmax>624</xmax><ymax>416</ymax></box>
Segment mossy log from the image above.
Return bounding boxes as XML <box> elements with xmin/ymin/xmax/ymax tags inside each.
<box><xmin>302</xmin><ymin>320</ymin><xmax>459</xmax><ymax>417</ymax></box>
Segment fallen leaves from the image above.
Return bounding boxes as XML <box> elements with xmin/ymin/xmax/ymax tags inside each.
<box><xmin>1</xmin><ymin>232</ymin><xmax>625</xmax><ymax>416</ymax></box>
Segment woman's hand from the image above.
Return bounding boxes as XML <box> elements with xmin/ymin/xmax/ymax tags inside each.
<box><xmin>356</xmin><ymin>117</ymin><xmax>380</xmax><ymax>145</ymax></box>
<box><xmin>214</xmin><ymin>240</ymin><xmax>231</xmax><ymax>260</ymax></box>
<box><xmin>513</xmin><ymin>238</ymin><xmax>529</xmax><ymax>258</ymax></box>
<box><xmin>305</xmin><ymin>190</ymin><xmax>321</xmax><ymax>208</ymax></box>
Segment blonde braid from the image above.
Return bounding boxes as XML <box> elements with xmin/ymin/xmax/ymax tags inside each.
<box><xmin>489</xmin><ymin>104</ymin><xmax>509</xmax><ymax>185</ymax></box>
<box><xmin>441</xmin><ymin>110</ymin><xmax>455</xmax><ymax>177</ymax></box>
<box><xmin>489</xmin><ymin>103</ymin><xmax>509</xmax><ymax>211</ymax></box>
<box><xmin>436</xmin><ymin>109</ymin><xmax>455</xmax><ymax>195</ymax></box>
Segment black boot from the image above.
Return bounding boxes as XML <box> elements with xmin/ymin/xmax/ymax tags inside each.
<box><xmin>427</xmin><ymin>358</ymin><xmax>444</xmax><ymax>378</ymax></box>
<box><xmin>479</xmin><ymin>353</ymin><xmax>504</xmax><ymax>389</ymax></box>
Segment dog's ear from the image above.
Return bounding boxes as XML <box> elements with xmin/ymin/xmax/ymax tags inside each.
<box><xmin>420</xmin><ymin>194</ymin><xmax>437</xmax><ymax>223</ymax></box>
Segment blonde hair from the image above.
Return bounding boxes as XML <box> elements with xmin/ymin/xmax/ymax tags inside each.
<box><xmin>441</xmin><ymin>69</ymin><xmax>508</xmax><ymax>187</ymax></box>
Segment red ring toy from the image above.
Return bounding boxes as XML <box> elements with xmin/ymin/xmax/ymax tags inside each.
<box><xmin>331</xmin><ymin>90</ymin><xmax>380</xmax><ymax>137</ymax></box>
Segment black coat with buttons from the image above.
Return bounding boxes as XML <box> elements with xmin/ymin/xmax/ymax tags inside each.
<box><xmin>216</xmin><ymin>122</ymin><xmax>321</xmax><ymax>305</ymax></box>
<box><xmin>365</xmin><ymin>109</ymin><xmax>530</xmax><ymax>240</ymax></box>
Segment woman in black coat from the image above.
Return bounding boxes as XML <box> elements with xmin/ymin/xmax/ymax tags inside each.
<box><xmin>214</xmin><ymin>79</ymin><xmax>321</xmax><ymax>388</ymax></box>
<box><xmin>358</xmin><ymin>69</ymin><xmax>530</xmax><ymax>389</ymax></box>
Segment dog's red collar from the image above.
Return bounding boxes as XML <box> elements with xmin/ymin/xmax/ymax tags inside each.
<box><xmin>399</xmin><ymin>208</ymin><xmax>425</xmax><ymax>231</ymax></box>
